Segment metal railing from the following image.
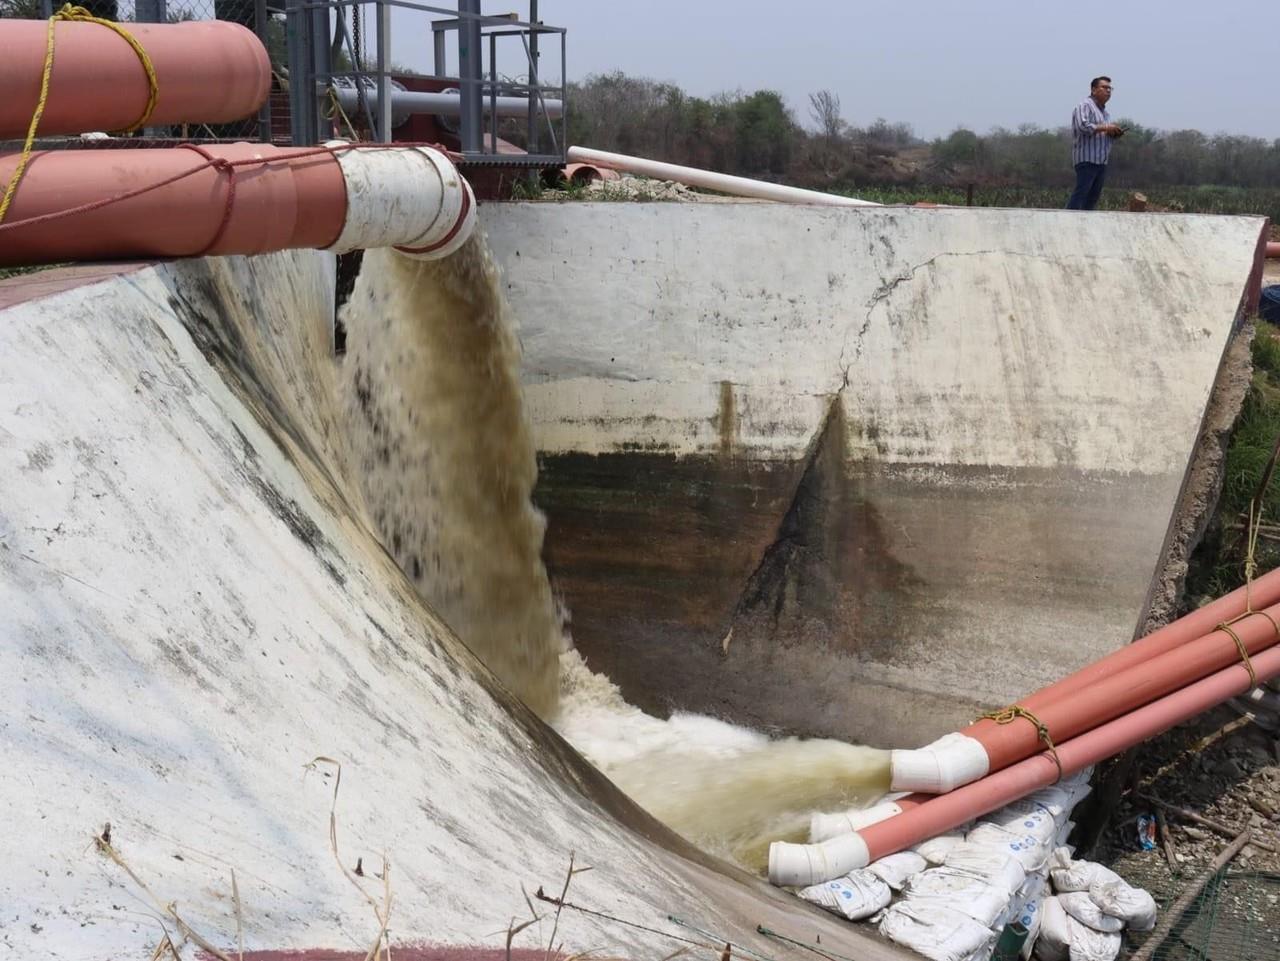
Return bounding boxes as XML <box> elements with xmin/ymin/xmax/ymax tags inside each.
<box><xmin>5</xmin><ymin>1</ymin><xmax>565</xmax><ymax>162</ymax></box>
<box><xmin>285</xmin><ymin>0</ymin><xmax>566</xmax><ymax>164</ymax></box>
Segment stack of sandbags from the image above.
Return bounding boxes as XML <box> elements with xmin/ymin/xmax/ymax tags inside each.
<box><xmin>799</xmin><ymin>769</ymin><xmax>1158</xmax><ymax>961</ymax></box>
<box><xmin>1031</xmin><ymin>850</ymin><xmax>1157</xmax><ymax>961</ymax></box>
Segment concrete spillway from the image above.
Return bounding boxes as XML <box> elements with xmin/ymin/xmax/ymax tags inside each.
<box><xmin>0</xmin><ymin>202</ymin><xmax>1265</xmax><ymax>960</ymax></box>
<box><xmin>483</xmin><ymin>203</ymin><xmax>1265</xmax><ymax>746</ymax></box>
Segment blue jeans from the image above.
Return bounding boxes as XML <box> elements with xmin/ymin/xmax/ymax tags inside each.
<box><xmin>1066</xmin><ymin>162</ymin><xmax>1107</xmax><ymax>210</ymax></box>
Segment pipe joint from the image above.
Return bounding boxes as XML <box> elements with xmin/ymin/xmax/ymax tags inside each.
<box><xmin>768</xmin><ymin>833</ymin><xmax>870</xmax><ymax>888</ymax></box>
<box><xmin>889</xmin><ymin>732</ymin><xmax>990</xmax><ymax>794</ymax></box>
<box><xmin>808</xmin><ymin>800</ymin><xmax>904</xmax><ymax>843</ymax></box>
<box><xmin>325</xmin><ymin>142</ymin><xmax>477</xmax><ymax>261</ymax></box>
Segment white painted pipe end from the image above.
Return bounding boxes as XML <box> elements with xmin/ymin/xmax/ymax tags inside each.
<box><xmin>769</xmin><ymin>832</ymin><xmax>870</xmax><ymax>887</ymax></box>
<box><xmin>325</xmin><ymin>142</ymin><xmax>477</xmax><ymax>260</ymax></box>
<box><xmin>808</xmin><ymin>800</ymin><xmax>904</xmax><ymax>843</ymax></box>
<box><xmin>889</xmin><ymin>732</ymin><xmax>990</xmax><ymax>794</ymax></box>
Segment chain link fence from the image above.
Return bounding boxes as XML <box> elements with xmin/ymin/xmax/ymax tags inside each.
<box><xmin>1144</xmin><ymin>870</ymin><xmax>1280</xmax><ymax>961</ymax></box>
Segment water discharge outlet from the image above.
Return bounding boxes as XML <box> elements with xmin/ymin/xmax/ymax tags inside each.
<box><xmin>0</xmin><ymin>142</ymin><xmax>476</xmax><ymax>265</ymax></box>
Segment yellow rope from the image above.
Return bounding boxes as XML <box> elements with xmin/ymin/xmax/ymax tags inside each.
<box><xmin>1214</xmin><ymin>621</ymin><xmax>1259</xmax><ymax>687</ymax></box>
<box><xmin>0</xmin><ymin>4</ymin><xmax>159</xmax><ymax>225</ymax></box>
<box><xmin>56</xmin><ymin>5</ymin><xmax>160</xmax><ymax>132</ymax></box>
<box><xmin>323</xmin><ymin>87</ymin><xmax>363</xmax><ymax>143</ymax></box>
<box><xmin>1217</xmin><ymin>499</ymin><xmax>1278</xmax><ymax>682</ymax></box>
<box><xmin>978</xmin><ymin>704</ymin><xmax>1063</xmax><ymax>780</ymax></box>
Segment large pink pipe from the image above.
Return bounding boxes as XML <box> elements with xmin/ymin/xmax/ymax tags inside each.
<box><xmin>862</xmin><ymin>642</ymin><xmax>1280</xmax><ymax>864</ymax></box>
<box><xmin>887</xmin><ymin>574</ymin><xmax>1280</xmax><ymax>794</ymax></box>
<box><xmin>0</xmin><ymin>144</ymin><xmax>345</xmax><ymax>262</ymax></box>
<box><xmin>975</xmin><ymin>568</ymin><xmax>1280</xmax><ymax>720</ymax></box>
<box><xmin>983</xmin><ymin>603</ymin><xmax>1280</xmax><ymax>766</ymax></box>
<box><xmin>0</xmin><ymin>19</ymin><xmax>270</xmax><ymax>138</ymax></box>
<box><xmin>770</xmin><ymin>640</ymin><xmax>1280</xmax><ymax>885</ymax></box>
<box><xmin>1267</xmin><ymin>242</ymin><xmax>1280</xmax><ymax>258</ymax></box>
<box><xmin>0</xmin><ymin>142</ymin><xmax>477</xmax><ymax>264</ymax></box>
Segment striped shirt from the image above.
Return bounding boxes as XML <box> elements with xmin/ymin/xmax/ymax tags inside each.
<box><xmin>1071</xmin><ymin>97</ymin><xmax>1112</xmax><ymax>166</ymax></box>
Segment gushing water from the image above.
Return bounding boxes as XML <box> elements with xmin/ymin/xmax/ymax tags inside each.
<box><xmin>342</xmin><ymin>243</ymin><xmax>562</xmax><ymax>719</ymax></box>
<box><xmin>340</xmin><ymin>236</ymin><xmax>890</xmax><ymax>870</ymax></box>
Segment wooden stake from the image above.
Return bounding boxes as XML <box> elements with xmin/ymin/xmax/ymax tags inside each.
<box><xmin>1154</xmin><ymin>807</ymin><xmax>1178</xmax><ymax>869</ymax></box>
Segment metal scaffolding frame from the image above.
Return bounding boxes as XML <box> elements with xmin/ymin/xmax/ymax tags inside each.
<box><xmin>284</xmin><ymin>0</ymin><xmax>566</xmax><ymax>165</ymax></box>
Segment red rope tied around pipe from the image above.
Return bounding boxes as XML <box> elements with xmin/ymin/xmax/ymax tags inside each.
<box><xmin>0</xmin><ymin>142</ymin><xmax>462</xmax><ymax>253</ymax></box>
<box><xmin>178</xmin><ymin>143</ymin><xmax>237</xmax><ymax>257</ymax></box>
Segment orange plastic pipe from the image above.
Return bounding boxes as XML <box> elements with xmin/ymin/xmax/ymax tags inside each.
<box><xmin>887</xmin><ymin>569</ymin><xmax>1280</xmax><ymax>799</ymax></box>
<box><xmin>0</xmin><ymin>19</ymin><xmax>270</xmax><ymax>138</ymax></box>
<box><xmin>860</xmin><ymin>641</ymin><xmax>1280</xmax><ymax>864</ymax></box>
<box><xmin>0</xmin><ymin>144</ymin><xmax>346</xmax><ymax>264</ymax></box>
<box><xmin>986</xmin><ymin>567</ymin><xmax>1280</xmax><ymax>719</ymax></box>
<box><xmin>893</xmin><ymin>601</ymin><xmax>1280</xmax><ymax>800</ymax></box>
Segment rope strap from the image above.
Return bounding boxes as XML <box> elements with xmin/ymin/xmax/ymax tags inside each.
<box><xmin>55</xmin><ymin>4</ymin><xmax>160</xmax><ymax>133</ymax></box>
<box><xmin>1214</xmin><ymin>500</ymin><xmax>1278</xmax><ymax>689</ymax></box>
<box><xmin>0</xmin><ymin>4</ymin><xmax>159</xmax><ymax>225</ymax></box>
<box><xmin>1214</xmin><ymin>621</ymin><xmax>1259</xmax><ymax>688</ymax></box>
<box><xmin>979</xmin><ymin>704</ymin><xmax>1063</xmax><ymax>781</ymax></box>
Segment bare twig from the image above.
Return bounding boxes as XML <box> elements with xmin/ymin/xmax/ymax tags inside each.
<box><xmin>93</xmin><ymin>830</ymin><xmax>233</xmax><ymax>961</ymax></box>
<box><xmin>148</xmin><ymin>922</ymin><xmax>184</xmax><ymax>961</ymax></box>
<box><xmin>1136</xmin><ymin>716</ymin><xmax>1254</xmax><ymax>787</ymax></box>
<box><xmin>306</xmin><ymin>757</ymin><xmax>394</xmax><ymax>961</ymax></box>
<box><xmin>231</xmin><ymin>870</ymin><xmax>244</xmax><ymax>961</ymax></box>
<box><xmin>1135</xmin><ymin>793</ymin><xmax>1279</xmax><ymax>853</ymax></box>
<box><xmin>361</xmin><ymin>856</ymin><xmax>392</xmax><ymax>961</ymax></box>
<box><xmin>506</xmin><ymin>915</ymin><xmax>542</xmax><ymax>961</ymax></box>
<box><xmin>1130</xmin><ymin>829</ymin><xmax>1252</xmax><ymax>961</ymax></box>
<box><xmin>1154</xmin><ymin>807</ymin><xmax>1178</xmax><ymax>870</ymax></box>
<box><xmin>544</xmin><ymin>852</ymin><xmax>590</xmax><ymax>961</ymax></box>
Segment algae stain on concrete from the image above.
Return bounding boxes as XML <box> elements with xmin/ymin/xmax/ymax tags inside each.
<box><xmin>718</xmin><ymin>379</ymin><xmax>737</xmax><ymax>460</ymax></box>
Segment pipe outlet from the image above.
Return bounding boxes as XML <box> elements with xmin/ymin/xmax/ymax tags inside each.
<box><xmin>325</xmin><ymin>143</ymin><xmax>476</xmax><ymax>261</ymax></box>
<box><xmin>889</xmin><ymin>732</ymin><xmax>990</xmax><ymax>793</ymax></box>
<box><xmin>768</xmin><ymin>832</ymin><xmax>870</xmax><ymax>888</ymax></box>
<box><xmin>808</xmin><ymin>800</ymin><xmax>904</xmax><ymax>843</ymax></box>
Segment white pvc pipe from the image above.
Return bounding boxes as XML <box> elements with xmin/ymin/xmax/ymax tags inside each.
<box><xmin>809</xmin><ymin>800</ymin><xmax>903</xmax><ymax>843</ymax></box>
<box><xmin>331</xmin><ymin>86</ymin><xmax>564</xmax><ymax>120</ymax></box>
<box><xmin>325</xmin><ymin>142</ymin><xmax>476</xmax><ymax>261</ymax></box>
<box><xmin>565</xmin><ymin>146</ymin><xmax>880</xmax><ymax>207</ymax></box>
<box><xmin>889</xmin><ymin>731</ymin><xmax>991</xmax><ymax>793</ymax></box>
<box><xmin>769</xmin><ymin>832</ymin><xmax>870</xmax><ymax>889</ymax></box>
<box><xmin>770</xmin><ymin>643</ymin><xmax>1280</xmax><ymax>888</ymax></box>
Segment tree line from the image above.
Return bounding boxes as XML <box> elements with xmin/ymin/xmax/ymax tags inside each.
<box><xmin>565</xmin><ymin>71</ymin><xmax>1280</xmax><ymax>193</ymax></box>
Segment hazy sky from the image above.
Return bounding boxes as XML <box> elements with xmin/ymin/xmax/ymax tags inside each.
<box><xmin>479</xmin><ymin>0</ymin><xmax>1279</xmax><ymax>140</ymax></box>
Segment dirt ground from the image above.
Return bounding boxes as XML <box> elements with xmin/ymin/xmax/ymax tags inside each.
<box><xmin>1095</xmin><ymin>704</ymin><xmax>1280</xmax><ymax>958</ymax></box>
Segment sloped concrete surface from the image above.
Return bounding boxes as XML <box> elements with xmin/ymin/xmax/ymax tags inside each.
<box><xmin>481</xmin><ymin>203</ymin><xmax>1265</xmax><ymax>745</ymax></box>
<box><xmin>0</xmin><ymin>255</ymin><xmax>906</xmax><ymax>960</ymax></box>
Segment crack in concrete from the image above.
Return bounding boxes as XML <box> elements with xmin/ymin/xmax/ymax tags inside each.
<box><xmin>840</xmin><ymin>246</ymin><xmax>1188</xmax><ymax>367</ymax></box>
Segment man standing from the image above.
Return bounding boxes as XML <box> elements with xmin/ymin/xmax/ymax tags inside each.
<box><xmin>1066</xmin><ymin>76</ymin><xmax>1124</xmax><ymax>210</ymax></box>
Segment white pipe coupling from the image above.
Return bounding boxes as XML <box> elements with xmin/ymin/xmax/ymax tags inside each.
<box><xmin>808</xmin><ymin>800</ymin><xmax>904</xmax><ymax>843</ymax></box>
<box><xmin>889</xmin><ymin>732</ymin><xmax>990</xmax><ymax>794</ymax></box>
<box><xmin>325</xmin><ymin>142</ymin><xmax>477</xmax><ymax>261</ymax></box>
<box><xmin>768</xmin><ymin>832</ymin><xmax>870</xmax><ymax>888</ymax></box>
